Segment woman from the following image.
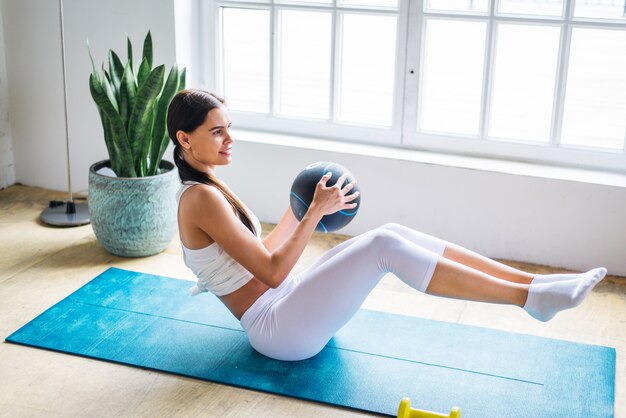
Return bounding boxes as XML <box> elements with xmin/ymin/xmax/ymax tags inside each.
<box><xmin>168</xmin><ymin>89</ymin><xmax>607</xmax><ymax>362</ymax></box>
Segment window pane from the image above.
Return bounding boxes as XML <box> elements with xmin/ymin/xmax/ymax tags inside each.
<box><xmin>561</xmin><ymin>28</ymin><xmax>626</xmax><ymax>150</ymax></box>
<box><xmin>276</xmin><ymin>0</ymin><xmax>332</xmax><ymax>5</ymax></box>
<box><xmin>489</xmin><ymin>24</ymin><xmax>560</xmax><ymax>142</ymax></box>
<box><xmin>278</xmin><ymin>10</ymin><xmax>332</xmax><ymax>119</ymax></box>
<box><xmin>340</xmin><ymin>0</ymin><xmax>398</xmax><ymax>8</ymax></box>
<box><xmin>338</xmin><ymin>13</ymin><xmax>397</xmax><ymax>127</ymax></box>
<box><xmin>498</xmin><ymin>0</ymin><xmax>564</xmax><ymax>17</ymax></box>
<box><xmin>425</xmin><ymin>0</ymin><xmax>489</xmax><ymax>14</ymax></box>
<box><xmin>419</xmin><ymin>19</ymin><xmax>487</xmax><ymax>135</ymax></box>
<box><xmin>574</xmin><ymin>0</ymin><xmax>626</xmax><ymax>20</ymax></box>
<box><xmin>221</xmin><ymin>8</ymin><xmax>270</xmax><ymax>113</ymax></box>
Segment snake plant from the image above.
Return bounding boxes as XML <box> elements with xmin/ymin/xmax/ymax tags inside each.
<box><xmin>88</xmin><ymin>31</ymin><xmax>186</xmax><ymax>177</ymax></box>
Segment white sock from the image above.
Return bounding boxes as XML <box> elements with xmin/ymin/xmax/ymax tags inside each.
<box><xmin>531</xmin><ymin>268</ymin><xmax>603</xmax><ymax>284</ymax></box>
<box><xmin>523</xmin><ymin>267</ymin><xmax>607</xmax><ymax>322</ymax></box>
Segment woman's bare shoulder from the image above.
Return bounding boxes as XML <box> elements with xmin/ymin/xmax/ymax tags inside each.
<box><xmin>181</xmin><ymin>183</ymin><xmax>226</xmax><ymax>206</ymax></box>
<box><xmin>179</xmin><ymin>184</ymin><xmax>231</xmax><ymax>222</ymax></box>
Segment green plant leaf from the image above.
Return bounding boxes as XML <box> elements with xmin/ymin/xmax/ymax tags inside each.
<box><xmin>127</xmin><ymin>35</ymin><xmax>133</xmax><ymax>72</ymax></box>
<box><xmin>149</xmin><ymin>66</ymin><xmax>187</xmax><ymax>175</ymax></box>
<box><xmin>148</xmin><ymin>65</ymin><xmax>179</xmax><ymax>175</ymax></box>
<box><xmin>128</xmin><ymin>64</ymin><xmax>165</xmax><ymax>175</ymax></box>
<box><xmin>103</xmin><ymin>65</ymin><xmax>110</xmax><ymax>82</ymax></box>
<box><xmin>86</xmin><ymin>39</ymin><xmax>100</xmax><ymax>83</ymax></box>
<box><xmin>101</xmin><ymin>72</ymin><xmax>119</xmax><ymax>114</ymax></box>
<box><xmin>101</xmin><ymin>69</ymin><xmax>114</xmax><ymax>100</ymax></box>
<box><xmin>137</xmin><ymin>57</ymin><xmax>150</xmax><ymax>89</ymax></box>
<box><xmin>97</xmin><ymin>109</ymin><xmax>123</xmax><ymax>175</ymax></box>
<box><xmin>178</xmin><ymin>67</ymin><xmax>186</xmax><ymax>91</ymax></box>
<box><xmin>139</xmin><ymin>101</ymin><xmax>156</xmax><ymax>176</ymax></box>
<box><xmin>108</xmin><ymin>50</ymin><xmax>124</xmax><ymax>103</ymax></box>
<box><xmin>108</xmin><ymin>50</ymin><xmax>124</xmax><ymax>84</ymax></box>
<box><xmin>89</xmin><ymin>73</ymin><xmax>136</xmax><ymax>177</ymax></box>
<box><xmin>119</xmin><ymin>62</ymin><xmax>137</xmax><ymax>134</ymax></box>
<box><xmin>142</xmin><ymin>31</ymin><xmax>153</xmax><ymax>69</ymax></box>
<box><xmin>98</xmin><ymin>108</ymin><xmax>114</xmax><ymax>158</ymax></box>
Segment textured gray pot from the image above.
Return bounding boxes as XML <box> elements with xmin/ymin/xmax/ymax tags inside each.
<box><xmin>88</xmin><ymin>160</ymin><xmax>179</xmax><ymax>257</ymax></box>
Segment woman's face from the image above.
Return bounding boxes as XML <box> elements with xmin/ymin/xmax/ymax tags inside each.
<box><xmin>178</xmin><ymin>106</ymin><xmax>233</xmax><ymax>174</ymax></box>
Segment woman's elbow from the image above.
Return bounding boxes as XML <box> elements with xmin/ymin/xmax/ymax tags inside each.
<box><xmin>268</xmin><ymin>273</ymin><xmax>286</xmax><ymax>289</ymax></box>
<box><xmin>264</xmin><ymin>256</ymin><xmax>288</xmax><ymax>288</ymax></box>
<box><xmin>253</xmin><ymin>270</ymin><xmax>281</xmax><ymax>289</ymax></box>
<box><xmin>268</xmin><ymin>281</ymin><xmax>281</xmax><ymax>289</ymax></box>
<box><xmin>263</xmin><ymin>270</ymin><xmax>288</xmax><ymax>289</ymax></box>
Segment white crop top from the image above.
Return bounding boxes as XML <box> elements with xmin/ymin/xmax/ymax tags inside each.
<box><xmin>176</xmin><ymin>181</ymin><xmax>263</xmax><ymax>296</ymax></box>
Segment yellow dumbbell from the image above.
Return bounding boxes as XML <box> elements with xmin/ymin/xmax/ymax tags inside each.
<box><xmin>397</xmin><ymin>397</ymin><xmax>461</xmax><ymax>418</ymax></box>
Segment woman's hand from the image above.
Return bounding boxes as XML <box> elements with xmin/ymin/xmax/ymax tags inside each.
<box><xmin>309</xmin><ymin>172</ymin><xmax>359</xmax><ymax>217</ymax></box>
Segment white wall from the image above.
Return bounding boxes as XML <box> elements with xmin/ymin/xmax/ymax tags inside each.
<box><xmin>0</xmin><ymin>2</ymin><xmax>14</xmax><ymax>190</ymax></box>
<box><xmin>2</xmin><ymin>0</ymin><xmax>176</xmax><ymax>193</ymax></box>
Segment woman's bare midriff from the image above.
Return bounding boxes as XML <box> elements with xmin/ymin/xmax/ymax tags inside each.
<box><xmin>219</xmin><ymin>277</ymin><xmax>271</xmax><ymax>320</ymax></box>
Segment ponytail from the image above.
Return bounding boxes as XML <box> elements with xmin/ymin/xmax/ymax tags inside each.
<box><xmin>168</xmin><ymin>90</ymin><xmax>256</xmax><ymax>236</ymax></box>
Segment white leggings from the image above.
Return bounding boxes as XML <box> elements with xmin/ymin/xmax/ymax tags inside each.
<box><xmin>239</xmin><ymin>223</ymin><xmax>447</xmax><ymax>361</ymax></box>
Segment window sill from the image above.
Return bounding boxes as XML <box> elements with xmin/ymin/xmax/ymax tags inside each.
<box><xmin>233</xmin><ymin>129</ymin><xmax>626</xmax><ymax>189</ymax></box>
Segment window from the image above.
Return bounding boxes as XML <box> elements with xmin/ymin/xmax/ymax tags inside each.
<box><xmin>201</xmin><ymin>0</ymin><xmax>626</xmax><ymax>172</ymax></box>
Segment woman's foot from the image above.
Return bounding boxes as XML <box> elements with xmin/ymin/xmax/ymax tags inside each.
<box><xmin>531</xmin><ymin>267</ymin><xmax>605</xmax><ymax>284</ymax></box>
<box><xmin>523</xmin><ymin>267</ymin><xmax>607</xmax><ymax>321</ymax></box>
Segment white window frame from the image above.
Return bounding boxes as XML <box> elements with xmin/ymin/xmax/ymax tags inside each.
<box><xmin>198</xmin><ymin>0</ymin><xmax>626</xmax><ymax>173</ymax></box>
<box><xmin>202</xmin><ymin>0</ymin><xmax>408</xmax><ymax>145</ymax></box>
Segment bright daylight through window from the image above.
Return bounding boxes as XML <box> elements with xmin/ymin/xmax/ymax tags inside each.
<box><xmin>208</xmin><ymin>0</ymin><xmax>626</xmax><ymax>172</ymax></box>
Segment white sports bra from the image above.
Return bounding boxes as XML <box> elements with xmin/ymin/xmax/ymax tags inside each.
<box><xmin>176</xmin><ymin>181</ymin><xmax>263</xmax><ymax>296</ymax></box>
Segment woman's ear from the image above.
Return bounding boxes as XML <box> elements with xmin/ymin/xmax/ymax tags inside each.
<box><xmin>176</xmin><ymin>131</ymin><xmax>191</xmax><ymax>149</ymax></box>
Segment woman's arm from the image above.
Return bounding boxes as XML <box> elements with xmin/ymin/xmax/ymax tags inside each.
<box><xmin>261</xmin><ymin>206</ymin><xmax>299</xmax><ymax>252</ymax></box>
<box><xmin>184</xmin><ymin>173</ymin><xmax>357</xmax><ymax>289</ymax></box>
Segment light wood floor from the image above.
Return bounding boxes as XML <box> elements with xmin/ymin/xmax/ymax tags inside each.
<box><xmin>1</xmin><ymin>184</ymin><xmax>624</xmax><ymax>417</ymax></box>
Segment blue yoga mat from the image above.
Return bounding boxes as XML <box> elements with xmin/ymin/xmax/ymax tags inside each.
<box><xmin>6</xmin><ymin>268</ymin><xmax>615</xmax><ymax>417</ymax></box>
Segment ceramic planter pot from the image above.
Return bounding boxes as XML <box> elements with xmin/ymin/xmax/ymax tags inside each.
<box><xmin>88</xmin><ymin>160</ymin><xmax>179</xmax><ymax>257</ymax></box>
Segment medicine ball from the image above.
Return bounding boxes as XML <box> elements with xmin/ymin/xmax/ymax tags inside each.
<box><xmin>289</xmin><ymin>161</ymin><xmax>361</xmax><ymax>233</ymax></box>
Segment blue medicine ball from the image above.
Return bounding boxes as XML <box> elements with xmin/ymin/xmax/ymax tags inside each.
<box><xmin>290</xmin><ymin>161</ymin><xmax>361</xmax><ymax>233</ymax></box>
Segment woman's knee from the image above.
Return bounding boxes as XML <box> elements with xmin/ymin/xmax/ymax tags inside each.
<box><xmin>365</xmin><ymin>228</ymin><xmax>404</xmax><ymax>252</ymax></box>
<box><xmin>379</xmin><ymin>222</ymin><xmax>447</xmax><ymax>255</ymax></box>
<box><xmin>380</xmin><ymin>222</ymin><xmax>420</xmax><ymax>238</ymax></box>
<box><xmin>380</xmin><ymin>222</ymin><xmax>403</xmax><ymax>232</ymax></box>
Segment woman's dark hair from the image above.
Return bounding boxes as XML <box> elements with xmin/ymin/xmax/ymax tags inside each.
<box><xmin>167</xmin><ymin>89</ymin><xmax>256</xmax><ymax>236</ymax></box>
